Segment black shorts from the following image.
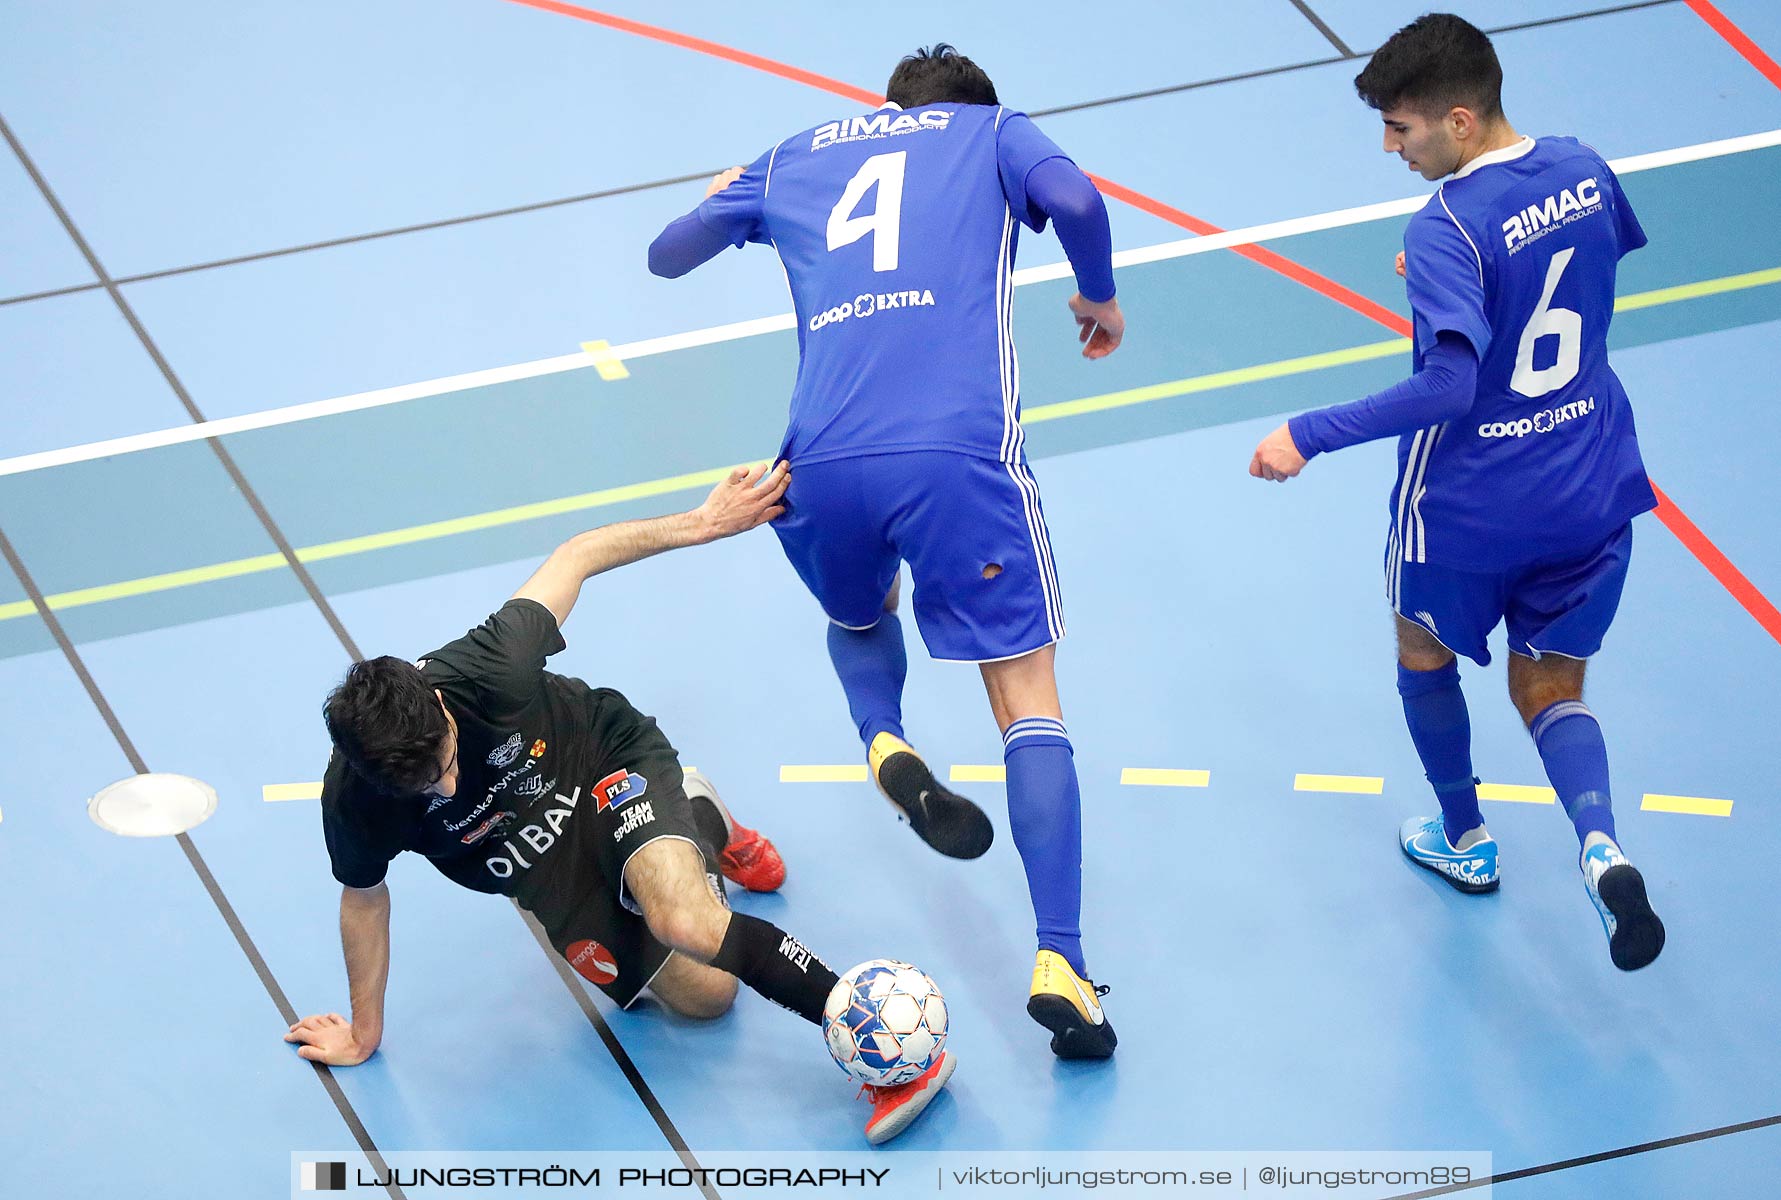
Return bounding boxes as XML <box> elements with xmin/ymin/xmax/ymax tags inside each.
<box><xmin>513</xmin><ymin>690</ymin><xmax>725</xmax><ymax>1007</ymax></box>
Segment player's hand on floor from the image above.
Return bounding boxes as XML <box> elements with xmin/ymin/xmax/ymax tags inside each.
<box><xmin>1395</xmin><ymin>251</ymin><xmax>1406</xmax><ymax>278</ymax></box>
<box><xmin>706</xmin><ymin>166</ymin><xmax>746</xmax><ymax>198</ymax></box>
<box><xmin>1249</xmin><ymin>423</ymin><xmax>1308</xmax><ymax>482</ymax></box>
<box><xmin>1068</xmin><ymin>294</ymin><xmax>1124</xmax><ymax>359</ymax></box>
<box><xmin>284</xmin><ymin>1013</ymin><xmax>374</xmax><ymax>1066</ymax></box>
<box><xmin>697</xmin><ymin>460</ymin><xmax>791</xmax><ymax>539</ymax></box>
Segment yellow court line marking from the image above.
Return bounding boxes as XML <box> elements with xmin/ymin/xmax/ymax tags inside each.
<box><xmin>1294</xmin><ymin>773</ymin><xmax>1385</xmax><ymax>794</ymax></box>
<box><xmin>1478</xmin><ymin>782</ymin><xmax>1557</xmax><ymax>805</ymax></box>
<box><xmin>1120</xmin><ymin>767</ymin><xmax>1211</xmax><ymax>787</ymax></box>
<box><xmin>1641</xmin><ymin>793</ymin><xmax>1734</xmax><ymax>817</ymax></box>
<box><xmin>779</xmin><ymin>765</ymin><xmax>867</xmax><ymax>783</ymax></box>
<box><xmin>1</xmin><ymin>263</ymin><xmax>1773</xmax><ymax>628</ymax></box>
<box><xmin>950</xmin><ymin>765</ymin><xmax>1006</xmax><ymax>783</ymax></box>
<box><xmin>263</xmin><ymin>782</ymin><xmax>322</xmax><ymax>802</ymax></box>
<box><xmin>580</xmin><ymin>339</ymin><xmax>631</xmax><ymax>381</ymax></box>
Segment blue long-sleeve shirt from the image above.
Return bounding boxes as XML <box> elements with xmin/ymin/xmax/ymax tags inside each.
<box><xmin>1288</xmin><ymin>333</ymin><xmax>1479</xmax><ymax>458</ymax></box>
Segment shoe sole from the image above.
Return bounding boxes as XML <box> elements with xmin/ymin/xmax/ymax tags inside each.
<box><xmin>1400</xmin><ymin>838</ymin><xmax>1499</xmax><ymax>894</ymax></box>
<box><xmin>1026</xmin><ymin>994</ymin><xmax>1117</xmax><ymax>1059</ymax></box>
<box><xmin>1598</xmin><ymin>863</ymin><xmax>1665</xmax><ymax>971</ymax></box>
<box><xmin>875</xmin><ymin>753</ymin><xmax>994</xmax><ymax>860</ymax></box>
<box><xmin>865</xmin><ymin>1053</ymin><xmax>956</xmax><ymax>1144</ymax></box>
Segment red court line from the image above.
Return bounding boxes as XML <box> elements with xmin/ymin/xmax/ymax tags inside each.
<box><xmin>1686</xmin><ymin>0</ymin><xmax>1781</xmax><ymax>90</ymax></box>
<box><xmin>507</xmin><ymin>0</ymin><xmax>1779</xmax><ymax>646</ymax></box>
<box><xmin>1650</xmin><ymin>483</ymin><xmax>1781</xmax><ymax>643</ymax></box>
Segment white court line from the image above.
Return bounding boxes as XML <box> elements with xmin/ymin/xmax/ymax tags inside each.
<box><xmin>3</xmin><ymin>127</ymin><xmax>1777</xmax><ymax>481</ymax></box>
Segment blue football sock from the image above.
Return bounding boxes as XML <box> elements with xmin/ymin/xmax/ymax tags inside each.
<box><xmin>1002</xmin><ymin>718</ymin><xmax>1086</xmax><ymax>977</ymax></box>
<box><xmin>1530</xmin><ymin>700</ymin><xmax>1617</xmax><ymax>848</ymax></box>
<box><xmin>1397</xmin><ymin>660</ymin><xmax>1483</xmax><ymax>842</ymax></box>
<box><xmin>826</xmin><ymin>615</ymin><xmax>906</xmax><ymax>748</ymax></box>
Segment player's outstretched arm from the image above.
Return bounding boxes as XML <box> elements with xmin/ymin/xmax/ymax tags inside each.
<box><xmin>513</xmin><ymin>461</ymin><xmax>790</xmax><ymax>626</ymax></box>
<box><xmin>1024</xmin><ymin>157</ymin><xmax>1123</xmax><ymax>359</ymax></box>
<box><xmin>285</xmin><ymin>882</ymin><xmax>391</xmax><ymax>1067</ymax></box>
<box><xmin>648</xmin><ymin>165</ymin><xmax>758</xmax><ymax>278</ymax></box>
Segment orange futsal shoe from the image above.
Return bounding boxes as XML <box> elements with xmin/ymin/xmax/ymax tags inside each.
<box><xmin>682</xmin><ymin>768</ymin><xmax>786</xmax><ymax>892</ymax></box>
<box><xmin>862</xmin><ymin>1051</ymin><xmax>956</xmax><ymax>1145</ymax></box>
<box><xmin>718</xmin><ymin>822</ymin><xmax>786</xmax><ymax>893</ymax></box>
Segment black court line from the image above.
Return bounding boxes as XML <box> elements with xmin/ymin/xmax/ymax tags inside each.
<box><xmin>1287</xmin><ymin>0</ymin><xmax>1354</xmax><ymax>57</ymax></box>
<box><xmin>515</xmin><ymin>906</ymin><xmax>722</xmax><ymax>1200</ymax></box>
<box><xmin>0</xmin><ymin>525</ymin><xmax>408</xmax><ymax>1200</ymax></box>
<box><xmin>0</xmin><ymin>167</ymin><xmax>713</xmax><ymax>309</ymax></box>
<box><xmin>1380</xmin><ymin>1111</ymin><xmax>1781</xmax><ymax>1198</ymax></box>
<box><xmin>5</xmin><ymin>107</ymin><xmax>718</xmax><ymax>1183</ymax></box>
<box><xmin>0</xmin><ymin>0</ymin><xmax>1683</xmax><ymax>312</ymax></box>
<box><xmin>0</xmin><ymin>111</ymin><xmax>364</xmax><ymax>662</ymax></box>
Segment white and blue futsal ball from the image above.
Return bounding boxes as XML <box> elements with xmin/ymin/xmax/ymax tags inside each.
<box><xmin>822</xmin><ymin>959</ymin><xmax>949</xmax><ymax>1087</ymax></box>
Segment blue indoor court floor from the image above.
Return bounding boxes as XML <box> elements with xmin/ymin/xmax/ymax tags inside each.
<box><xmin>3</xmin><ymin>2</ymin><xmax>1779</xmax><ymax>1197</ymax></box>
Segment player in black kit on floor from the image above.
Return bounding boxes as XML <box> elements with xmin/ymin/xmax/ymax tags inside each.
<box><xmin>284</xmin><ymin>461</ymin><xmax>954</xmax><ymax>1143</ymax></box>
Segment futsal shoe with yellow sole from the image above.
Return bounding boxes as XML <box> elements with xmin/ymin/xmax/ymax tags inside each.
<box><xmin>1027</xmin><ymin>949</ymin><xmax>1116</xmax><ymax>1059</ymax></box>
<box><xmin>861</xmin><ymin>1051</ymin><xmax>956</xmax><ymax>1145</ymax></box>
<box><xmin>868</xmin><ymin>732</ymin><xmax>994</xmax><ymax>860</ymax></box>
<box><xmin>1581</xmin><ymin>836</ymin><xmax>1665</xmax><ymax>971</ymax></box>
<box><xmin>682</xmin><ymin>768</ymin><xmax>785</xmax><ymax>892</ymax></box>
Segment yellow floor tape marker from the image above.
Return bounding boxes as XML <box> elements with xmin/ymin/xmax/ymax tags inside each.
<box><xmin>263</xmin><ymin>782</ymin><xmax>322</xmax><ymax>802</ymax></box>
<box><xmin>1641</xmin><ymin>793</ymin><xmax>1733</xmax><ymax>817</ymax></box>
<box><xmin>579</xmin><ymin>339</ymin><xmax>630</xmax><ymax>381</ymax></box>
<box><xmin>1477</xmin><ymin>782</ymin><xmax>1557</xmax><ymax>804</ymax></box>
<box><xmin>779</xmin><ymin>765</ymin><xmax>867</xmax><ymax>783</ymax></box>
<box><xmin>1294</xmin><ymin>773</ymin><xmax>1385</xmax><ymax>794</ymax></box>
<box><xmin>1120</xmin><ymin>767</ymin><xmax>1211</xmax><ymax>787</ymax></box>
<box><xmin>950</xmin><ymin>765</ymin><xmax>1005</xmax><ymax>783</ymax></box>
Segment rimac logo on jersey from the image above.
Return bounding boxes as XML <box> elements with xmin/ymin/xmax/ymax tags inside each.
<box><xmin>1501</xmin><ymin>178</ymin><xmax>1601</xmax><ymax>252</ymax></box>
<box><xmin>594</xmin><ymin>769</ymin><xmax>649</xmax><ymax>812</ymax></box>
<box><xmin>812</xmin><ymin>108</ymin><xmax>951</xmax><ymax>151</ymax></box>
<box><xmin>487</xmin><ymin>732</ymin><xmax>524</xmax><ymax>768</ymax></box>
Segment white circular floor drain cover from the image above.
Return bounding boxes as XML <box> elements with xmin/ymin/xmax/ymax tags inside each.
<box><xmin>88</xmin><ymin>773</ymin><xmax>217</xmax><ymax>837</ymax></box>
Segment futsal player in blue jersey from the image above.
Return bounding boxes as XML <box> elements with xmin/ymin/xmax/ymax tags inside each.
<box><xmin>1249</xmin><ymin>15</ymin><xmax>1665</xmax><ymax>970</ymax></box>
<box><xmin>649</xmin><ymin>46</ymin><xmax>1124</xmax><ymax>1054</ymax></box>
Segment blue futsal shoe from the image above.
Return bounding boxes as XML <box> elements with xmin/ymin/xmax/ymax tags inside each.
<box><xmin>1581</xmin><ymin>837</ymin><xmax>1665</xmax><ymax>971</ymax></box>
<box><xmin>1399</xmin><ymin>814</ymin><xmax>1499</xmax><ymax>893</ymax></box>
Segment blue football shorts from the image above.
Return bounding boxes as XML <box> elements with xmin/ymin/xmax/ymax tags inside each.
<box><xmin>772</xmin><ymin>451</ymin><xmax>1064</xmax><ymax>662</ymax></box>
<box><xmin>1388</xmin><ymin>521</ymin><xmax>1634</xmax><ymax>666</ymax></box>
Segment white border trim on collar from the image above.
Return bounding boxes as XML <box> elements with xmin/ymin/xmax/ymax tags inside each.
<box><xmin>1453</xmin><ymin>135</ymin><xmax>1537</xmax><ymax>179</ymax></box>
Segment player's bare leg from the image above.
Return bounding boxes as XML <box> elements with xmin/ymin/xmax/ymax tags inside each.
<box><xmin>980</xmin><ymin>645</ymin><xmax>1115</xmax><ymax>1059</ymax></box>
<box><xmin>1508</xmin><ymin>652</ymin><xmax>1663</xmax><ymax>969</ymax></box>
<box><xmin>860</xmin><ymin>576</ymin><xmax>996</xmax><ymax>860</ymax></box>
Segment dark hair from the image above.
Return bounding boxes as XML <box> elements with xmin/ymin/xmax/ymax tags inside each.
<box><xmin>885</xmin><ymin>44</ymin><xmax>998</xmax><ymax>108</ymax></box>
<box><xmin>1354</xmin><ymin>13</ymin><xmax>1503</xmax><ymax>120</ymax></box>
<box><xmin>323</xmin><ymin>656</ymin><xmax>450</xmax><ymax>795</ymax></box>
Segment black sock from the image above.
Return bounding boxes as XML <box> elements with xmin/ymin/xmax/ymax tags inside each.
<box><xmin>708</xmin><ymin>912</ymin><xmax>839</xmax><ymax>1024</ymax></box>
<box><xmin>689</xmin><ymin>793</ymin><xmax>729</xmax><ymax>859</ymax></box>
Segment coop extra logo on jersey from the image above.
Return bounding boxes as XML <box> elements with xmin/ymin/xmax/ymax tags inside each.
<box><xmin>564</xmin><ymin>939</ymin><xmax>619</xmax><ymax>986</ymax></box>
<box><xmin>1478</xmin><ymin>396</ymin><xmax>1596</xmax><ymax>439</ymax></box>
<box><xmin>808</xmin><ymin>289</ymin><xmax>936</xmax><ymax>332</ymax></box>
<box><xmin>594</xmin><ymin>769</ymin><xmax>649</xmax><ymax>812</ymax></box>
<box><xmin>1501</xmin><ymin>178</ymin><xmax>1601</xmax><ymax>253</ymax></box>
<box><xmin>811</xmin><ymin>108</ymin><xmax>950</xmax><ymax>151</ymax></box>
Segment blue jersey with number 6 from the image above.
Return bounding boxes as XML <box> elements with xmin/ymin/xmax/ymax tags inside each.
<box><xmin>696</xmin><ymin>102</ymin><xmax>1072</xmax><ymax>467</ymax></box>
<box><xmin>1392</xmin><ymin>136</ymin><xmax>1656</xmax><ymax>572</ymax></box>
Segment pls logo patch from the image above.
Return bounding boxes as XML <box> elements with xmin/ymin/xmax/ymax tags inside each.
<box><xmin>594</xmin><ymin>768</ymin><xmax>648</xmax><ymax>812</ymax></box>
<box><xmin>565</xmin><ymin>939</ymin><xmax>619</xmax><ymax>985</ymax></box>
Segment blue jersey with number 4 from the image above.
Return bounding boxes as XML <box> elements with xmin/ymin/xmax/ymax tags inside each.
<box><xmin>1393</xmin><ymin>136</ymin><xmax>1656</xmax><ymax>572</ymax></box>
<box><xmin>697</xmin><ymin>102</ymin><xmax>1071</xmax><ymax>466</ymax></box>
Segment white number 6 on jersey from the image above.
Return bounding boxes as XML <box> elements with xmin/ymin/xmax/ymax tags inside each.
<box><xmin>827</xmin><ymin>151</ymin><xmax>906</xmax><ymax>272</ymax></box>
<box><xmin>1511</xmin><ymin>247</ymin><xmax>1582</xmax><ymax>398</ymax></box>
